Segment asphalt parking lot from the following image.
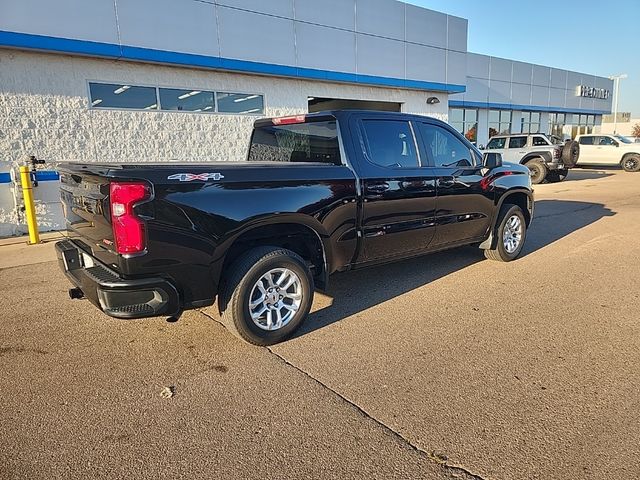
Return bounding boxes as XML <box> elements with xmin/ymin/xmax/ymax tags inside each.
<box><xmin>1</xmin><ymin>168</ymin><xmax>639</xmax><ymax>480</ymax></box>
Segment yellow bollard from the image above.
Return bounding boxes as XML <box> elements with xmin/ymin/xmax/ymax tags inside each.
<box><xmin>19</xmin><ymin>165</ymin><xmax>40</xmax><ymax>244</ymax></box>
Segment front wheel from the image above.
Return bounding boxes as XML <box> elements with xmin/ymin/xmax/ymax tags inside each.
<box><xmin>622</xmin><ymin>155</ymin><xmax>640</xmax><ymax>172</ymax></box>
<box><xmin>526</xmin><ymin>159</ymin><xmax>547</xmax><ymax>184</ymax></box>
<box><xmin>484</xmin><ymin>204</ymin><xmax>527</xmax><ymax>262</ymax></box>
<box><xmin>219</xmin><ymin>246</ymin><xmax>314</xmax><ymax>346</ymax></box>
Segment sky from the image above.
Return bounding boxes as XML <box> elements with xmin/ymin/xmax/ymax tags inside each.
<box><xmin>408</xmin><ymin>0</ymin><xmax>639</xmax><ymax>115</ymax></box>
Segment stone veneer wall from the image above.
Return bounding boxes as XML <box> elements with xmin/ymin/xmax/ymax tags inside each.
<box><xmin>0</xmin><ymin>49</ymin><xmax>448</xmax><ymax>236</ymax></box>
<box><xmin>0</xmin><ymin>49</ymin><xmax>448</xmax><ymax>164</ymax></box>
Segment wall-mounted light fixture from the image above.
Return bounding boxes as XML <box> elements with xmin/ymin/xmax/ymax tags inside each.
<box><xmin>426</xmin><ymin>96</ymin><xmax>440</xmax><ymax>105</ymax></box>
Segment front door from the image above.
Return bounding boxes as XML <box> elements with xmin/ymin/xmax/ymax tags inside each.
<box><xmin>354</xmin><ymin>117</ymin><xmax>437</xmax><ymax>263</ymax></box>
<box><xmin>415</xmin><ymin>121</ymin><xmax>494</xmax><ymax>246</ymax></box>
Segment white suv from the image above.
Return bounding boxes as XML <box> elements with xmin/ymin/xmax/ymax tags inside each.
<box><xmin>575</xmin><ymin>134</ymin><xmax>640</xmax><ymax>172</ymax></box>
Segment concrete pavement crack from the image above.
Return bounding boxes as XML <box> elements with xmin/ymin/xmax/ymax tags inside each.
<box><xmin>197</xmin><ymin>308</ymin><xmax>488</xmax><ymax>478</ymax></box>
<box><xmin>264</xmin><ymin>345</ymin><xmax>488</xmax><ymax>480</ymax></box>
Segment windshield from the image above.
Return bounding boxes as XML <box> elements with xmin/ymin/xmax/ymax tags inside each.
<box><xmin>614</xmin><ymin>135</ymin><xmax>633</xmax><ymax>144</ymax></box>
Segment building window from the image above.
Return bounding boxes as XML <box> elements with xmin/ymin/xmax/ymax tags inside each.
<box><xmin>449</xmin><ymin>108</ymin><xmax>478</xmax><ymax>143</ymax></box>
<box><xmin>89</xmin><ymin>82</ymin><xmax>264</xmax><ymax>115</ymax></box>
<box><xmin>488</xmin><ymin>110</ymin><xmax>511</xmax><ymax>138</ymax></box>
<box><xmin>217</xmin><ymin>92</ymin><xmax>265</xmax><ymax>115</ymax></box>
<box><xmin>158</xmin><ymin>88</ymin><xmax>215</xmax><ymax>112</ymax></box>
<box><xmin>570</xmin><ymin>114</ymin><xmax>596</xmax><ymax>138</ymax></box>
<box><xmin>520</xmin><ymin>112</ymin><xmax>540</xmax><ymax>134</ymax></box>
<box><xmin>89</xmin><ymin>83</ymin><xmax>158</xmax><ymax>110</ymax></box>
<box><xmin>549</xmin><ymin>113</ymin><xmax>566</xmax><ymax>139</ymax></box>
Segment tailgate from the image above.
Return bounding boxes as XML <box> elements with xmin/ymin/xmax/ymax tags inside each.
<box><xmin>59</xmin><ymin>167</ymin><xmax>119</xmax><ymax>268</ymax></box>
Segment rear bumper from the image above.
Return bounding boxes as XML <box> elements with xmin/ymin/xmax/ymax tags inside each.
<box><xmin>55</xmin><ymin>240</ymin><xmax>180</xmax><ymax>319</ymax></box>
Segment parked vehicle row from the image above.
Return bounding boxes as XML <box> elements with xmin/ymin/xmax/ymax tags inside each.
<box><xmin>483</xmin><ymin>132</ymin><xmax>640</xmax><ymax>181</ymax></box>
<box><xmin>56</xmin><ymin>110</ymin><xmax>533</xmax><ymax>345</ymax></box>
<box><xmin>482</xmin><ymin>134</ymin><xmax>579</xmax><ymax>184</ymax></box>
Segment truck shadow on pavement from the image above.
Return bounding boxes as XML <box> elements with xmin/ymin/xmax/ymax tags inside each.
<box><xmin>296</xmin><ymin>200</ymin><xmax>614</xmax><ymax>338</ymax></box>
<box><xmin>559</xmin><ymin>169</ymin><xmax>614</xmax><ymax>182</ymax></box>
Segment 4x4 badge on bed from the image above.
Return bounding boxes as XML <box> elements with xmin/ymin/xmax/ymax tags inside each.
<box><xmin>167</xmin><ymin>173</ymin><xmax>225</xmax><ymax>182</ymax></box>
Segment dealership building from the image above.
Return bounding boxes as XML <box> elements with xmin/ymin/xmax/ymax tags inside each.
<box><xmin>0</xmin><ymin>0</ymin><xmax>614</xmax><ymax>236</ymax></box>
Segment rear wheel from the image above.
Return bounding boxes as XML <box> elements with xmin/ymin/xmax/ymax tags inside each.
<box><xmin>484</xmin><ymin>204</ymin><xmax>527</xmax><ymax>262</ymax></box>
<box><xmin>526</xmin><ymin>158</ymin><xmax>547</xmax><ymax>184</ymax></box>
<box><xmin>219</xmin><ymin>246</ymin><xmax>314</xmax><ymax>346</ymax></box>
<box><xmin>622</xmin><ymin>155</ymin><xmax>640</xmax><ymax>172</ymax></box>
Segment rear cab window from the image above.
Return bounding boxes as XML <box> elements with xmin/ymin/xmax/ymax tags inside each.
<box><xmin>248</xmin><ymin>117</ymin><xmax>341</xmax><ymax>164</ymax></box>
<box><xmin>579</xmin><ymin>136</ymin><xmax>594</xmax><ymax>145</ymax></box>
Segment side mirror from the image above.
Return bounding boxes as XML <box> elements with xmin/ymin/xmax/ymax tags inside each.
<box><xmin>478</xmin><ymin>144</ymin><xmax>485</xmax><ymax>150</ymax></box>
<box><xmin>483</xmin><ymin>152</ymin><xmax>502</xmax><ymax>169</ymax></box>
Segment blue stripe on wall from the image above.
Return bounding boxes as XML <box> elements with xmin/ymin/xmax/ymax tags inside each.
<box><xmin>449</xmin><ymin>100</ymin><xmax>609</xmax><ymax>116</ymax></box>
<box><xmin>0</xmin><ymin>30</ymin><xmax>466</xmax><ymax>94</ymax></box>
<box><xmin>35</xmin><ymin>171</ymin><xmax>60</xmax><ymax>182</ymax></box>
<box><xmin>0</xmin><ymin>171</ymin><xmax>60</xmax><ymax>184</ymax></box>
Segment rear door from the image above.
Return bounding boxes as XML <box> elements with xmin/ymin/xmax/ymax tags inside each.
<box><xmin>351</xmin><ymin>115</ymin><xmax>437</xmax><ymax>263</ymax></box>
<box><xmin>504</xmin><ymin>135</ymin><xmax>528</xmax><ymax>163</ymax></box>
<box><xmin>577</xmin><ymin>135</ymin><xmax>598</xmax><ymax>164</ymax></box>
<box><xmin>415</xmin><ymin>121</ymin><xmax>494</xmax><ymax>246</ymax></box>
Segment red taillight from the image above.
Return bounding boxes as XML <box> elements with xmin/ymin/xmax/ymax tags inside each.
<box><xmin>272</xmin><ymin>115</ymin><xmax>306</xmax><ymax>125</ymax></box>
<box><xmin>109</xmin><ymin>182</ymin><xmax>151</xmax><ymax>255</ymax></box>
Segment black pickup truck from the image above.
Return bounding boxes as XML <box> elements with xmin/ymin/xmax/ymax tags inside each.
<box><xmin>56</xmin><ymin>110</ymin><xmax>533</xmax><ymax>345</ymax></box>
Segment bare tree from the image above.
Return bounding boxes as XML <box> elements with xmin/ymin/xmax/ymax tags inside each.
<box><xmin>632</xmin><ymin>123</ymin><xmax>640</xmax><ymax>138</ymax></box>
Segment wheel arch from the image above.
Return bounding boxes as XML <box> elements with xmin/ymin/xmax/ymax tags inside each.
<box><xmin>480</xmin><ymin>188</ymin><xmax>533</xmax><ymax>250</ymax></box>
<box><xmin>216</xmin><ymin>215</ymin><xmax>331</xmax><ymax>294</ymax></box>
<box><xmin>620</xmin><ymin>152</ymin><xmax>640</xmax><ymax>163</ymax></box>
<box><xmin>521</xmin><ymin>152</ymin><xmax>552</xmax><ymax>164</ymax></box>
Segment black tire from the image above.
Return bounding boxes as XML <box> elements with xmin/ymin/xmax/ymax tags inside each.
<box><xmin>561</xmin><ymin>140</ymin><xmax>580</xmax><ymax>167</ymax></box>
<box><xmin>484</xmin><ymin>204</ymin><xmax>527</xmax><ymax>262</ymax></box>
<box><xmin>546</xmin><ymin>170</ymin><xmax>568</xmax><ymax>183</ymax></box>
<box><xmin>219</xmin><ymin>246</ymin><xmax>314</xmax><ymax>346</ymax></box>
<box><xmin>526</xmin><ymin>158</ymin><xmax>547</xmax><ymax>184</ymax></box>
<box><xmin>621</xmin><ymin>154</ymin><xmax>640</xmax><ymax>172</ymax></box>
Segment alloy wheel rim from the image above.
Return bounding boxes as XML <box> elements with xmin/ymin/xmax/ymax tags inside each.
<box><xmin>529</xmin><ymin>165</ymin><xmax>541</xmax><ymax>180</ymax></box>
<box><xmin>625</xmin><ymin>159</ymin><xmax>637</xmax><ymax>170</ymax></box>
<box><xmin>503</xmin><ymin>215</ymin><xmax>523</xmax><ymax>254</ymax></box>
<box><xmin>249</xmin><ymin>268</ymin><xmax>302</xmax><ymax>331</ymax></box>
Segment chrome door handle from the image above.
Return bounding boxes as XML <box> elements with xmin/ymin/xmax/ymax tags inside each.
<box><xmin>366</xmin><ymin>182</ymin><xmax>390</xmax><ymax>194</ymax></box>
<box><xmin>438</xmin><ymin>177</ymin><xmax>456</xmax><ymax>188</ymax></box>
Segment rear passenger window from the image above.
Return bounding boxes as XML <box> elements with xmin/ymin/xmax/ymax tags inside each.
<box><xmin>508</xmin><ymin>136</ymin><xmax>527</xmax><ymax>148</ymax></box>
<box><xmin>360</xmin><ymin>120</ymin><xmax>419</xmax><ymax>168</ymax></box>
<box><xmin>418</xmin><ymin>123</ymin><xmax>474</xmax><ymax>168</ymax></box>
<box><xmin>248</xmin><ymin>120</ymin><xmax>341</xmax><ymax>164</ymax></box>
<box><xmin>532</xmin><ymin>136</ymin><xmax>549</xmax><ymax>146</ymax></box>
<box><xmin>579</xmin><ymin>136</ymin><xmax>594</xmax><ymax>145</ymax></box>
